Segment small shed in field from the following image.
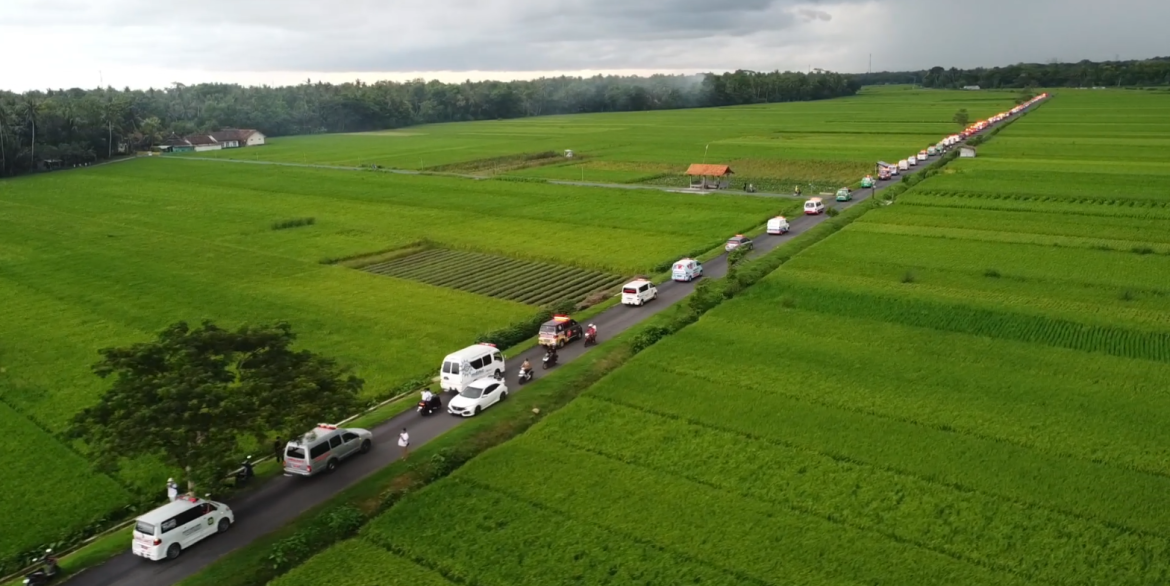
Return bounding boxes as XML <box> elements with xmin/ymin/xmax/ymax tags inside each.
<box><xmin>960</xmin><ymin>146</ymin><xmax>978</xmax><ymax>158</ymax></box>
<box><xmin>685</xmin><ymin>164</ymin><xmax>734</xmax><ymax>189</ymax></box>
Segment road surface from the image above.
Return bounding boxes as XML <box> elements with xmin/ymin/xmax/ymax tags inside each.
<box><xmin>63</xmin><ymin>139</ymin><xmax>975</xmax><ymax>586</ymax></box>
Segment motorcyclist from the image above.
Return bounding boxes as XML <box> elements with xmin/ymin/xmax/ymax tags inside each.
<box><xmin>421</xmin><ymin>388</ymin><xmax>434</xmax><ymax>403</ymax></box>
<box><xmin>794</xmin><ymin>185</ymin><xmax>802</xmax><ymax>196</ymax></box>
<box><xmin>520</xmin><ymin>359</ymin><xmax>532</xmax><ymax>374</ymax></box>
<box><xmin>545</xmin><ymin>345</ymin><xmax>558</xmax><ymax>363</ymax></box>
<box><xmin>586</xmin><ymin>323</ymin><xmax>597</xmax><ymax>341</ymax></box>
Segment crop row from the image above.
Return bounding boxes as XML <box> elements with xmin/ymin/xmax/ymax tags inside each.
<box><xmin>365</xmin><ymin>249</ymin><xmax>623</xmax><ymax>306</ymax></box>
<box><xmin>859</xmin><ymin>203</ymin><xmax>1170</xmax><ymax>245</ymax></box>
<box><xmin>583</xmin><ymin>323</ymin><xmax>1170</xmax><ymax>538</ymax></box>
<box><xmin>364</xmin><ymin>479</ymin><xmax>748</xmax><ymax>586</ymax></box>
<box><xmin>527</xmin><ymin>396</ymin><xmax>1170</xmax><ymax>586</ymax></box>
<box><xmin>899</xmin><ymin>191</ymin><xmax>1170</xmax><ymax>219</ymax></box>
<box><xmin>786</xmin><ymin>230</ymin><xmax>1170</xmax><ymax>293</ymax></box>
<box><xmin>774</xmin><ymin>275</ymin><xmax>1170</xmax><ymax>362</ymax></box>
<box><xmin>849</xmin><ymin>222</ymin><xmax>1170</xmax><ymax>256</ymax></box>
<box><xmin>652</xmin><ymin>303</ymin><xmax>1170</xmax><ymax>479</ymax></box>
<box><xmin>445</xmin><ymin>438</ymin><xmax>1029</xmax><ymax>585</ymax></box>
<box><xmin>269</xmin><ymin>538</ymin><xmax>455</xmax><ymax>586</ymax></box>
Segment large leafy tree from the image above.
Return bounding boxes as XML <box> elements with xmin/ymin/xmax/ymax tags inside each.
<box><xmin>70</xmin><ymin>321</ymin><xmax>363</xmax><ymax>490</ymax></box>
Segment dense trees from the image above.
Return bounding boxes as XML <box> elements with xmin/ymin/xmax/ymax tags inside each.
<box><xmin>860</xmin><ymin>57</ymin><xmax>1170</xmax><ymax>90</ymax></box>
<box><xmin>0</xmin><ymin>70</ymin><xmax>858</xmax><ymax>177</ymax></box>
<box><xmin>70</xmin><ymin>321</ymin><xmax>363</xmax><ymax>491</ymax></box>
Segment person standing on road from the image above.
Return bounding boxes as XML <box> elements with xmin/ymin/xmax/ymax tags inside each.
<box><xmin>274</xmin><ymin>437</ymin><xmax>284</xmax><ymax>464</ymax></box>
<box><xmin>167</xmin><ymin>478</ymin><xmax>179</xmax><ymax>502</ymax></box>
<box><xmin>398</xmin><ymin>428</ymin><xmax>410</xmax><ymax>459</ymax></box>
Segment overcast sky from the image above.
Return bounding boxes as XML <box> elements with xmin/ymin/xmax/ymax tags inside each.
<box><xmin>3</xmin><ymin>0</ymin><xmax>1167</xmax><ymax>91</ymax></box>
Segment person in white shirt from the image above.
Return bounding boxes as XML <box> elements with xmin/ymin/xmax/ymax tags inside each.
<box><xmin>166</xmin><ymin>478</ymin><xmax>179</xmax><ymax>501</ymax></box>
<box><xmin>421</xmin><ymin>388</ymin><xmax>433</xmax><ymax>402</ymax></box>
<box><xmin>398</xmin><ymin>428</ymin><xmax>410</xmax><ymax>459</ymax></box>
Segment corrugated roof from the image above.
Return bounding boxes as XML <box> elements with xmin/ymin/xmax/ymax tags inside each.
<box><xmin>210</xmin><ymin>129</ymin><xmax>258</xmax><ymax>142</ymax></box>
<box><xmin>685</xmin><ymin>164</ymin><xmax>733</xmax><ymax>176</ymax></box>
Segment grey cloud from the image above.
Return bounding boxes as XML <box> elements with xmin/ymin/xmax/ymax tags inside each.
<box><xmin>4</xmin><ymin>0</ymin><xmax>1170</xmax><ymax>86</ymax></box>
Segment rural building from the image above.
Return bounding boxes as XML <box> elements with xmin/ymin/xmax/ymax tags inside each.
<box><xmin>685</xmin><ymin>164</ymin><xmax>734</xmax><ymax>190</ymax></box>
<box><xmin>212</xmin><ymin>128</ymin><xmax>266</xmax><ymax>147</ymax></box>
<box><xmin>960</xmin><ymin>145</ymin><xmax>978</xmax><ymax>158</ymax></box>
<box><xmin>963</xmin><ymin>85</ymin><xmax>981</xmax><ymax>90</ymax></box>
<box><xmin>158</xmin><ymin>135</ymin><xmax>195</xmax><ymax>153</ymax></box>
<box><xmin>186</xmin><ymin>135</ymin><xmax>223</xmax><ymax>152</ymax></box>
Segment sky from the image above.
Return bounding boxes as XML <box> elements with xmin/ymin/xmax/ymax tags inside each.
<box><xmin>2</xmin><ymin>0</ymin><xmax>1168</xmax><ymax>91</ymax></box>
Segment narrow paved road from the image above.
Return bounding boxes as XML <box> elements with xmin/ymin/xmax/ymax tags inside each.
<box><xmin>63</xmin><ymin>122</ymin><xmax>1004</xmax><ymax>586</ymax></box>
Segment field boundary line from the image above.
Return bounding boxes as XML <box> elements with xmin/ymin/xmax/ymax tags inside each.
<box><xmin>585</xmin><ymin>392</ymin><xmax>1170</xmax><ymax>540</ymax></box>
<box><xmin>164</xmin><ymin>155</ymin><xmax>806</xmax><ymax>200</ymax></box>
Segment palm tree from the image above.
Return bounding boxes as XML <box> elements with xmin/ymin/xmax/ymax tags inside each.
<box><xmin>21</xmin><ymin>96</ymin><xmax>44</xmax><ymax>169</ymax></box>
<box><xmin>0</xmin><ymin>98</ymin><xmax>12</xmax><ymax>176</ymax></box>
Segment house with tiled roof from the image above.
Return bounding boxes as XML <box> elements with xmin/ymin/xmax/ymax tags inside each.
<box><xmin>210</xmin><ymin>129</ymin><xmax>266</xmax><ymax>148</ymax></box>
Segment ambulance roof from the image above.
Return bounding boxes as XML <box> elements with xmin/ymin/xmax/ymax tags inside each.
<box><xmin>137</xmin><ymin>496</ymin><xmax>208</xmax><ymax>524</ymax></box>
<box><xmin>443</xmin><ymin>343</ymin><xmax>499</xmax><ymax>361</ymax></box>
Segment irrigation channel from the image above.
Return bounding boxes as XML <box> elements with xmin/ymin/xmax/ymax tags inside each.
<box><xmin>63</xmin><ymin>131</ymin><xmax>986</xmax><ymax>586</ymax></box>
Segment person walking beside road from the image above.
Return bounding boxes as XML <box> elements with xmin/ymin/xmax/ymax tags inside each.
<box><xmin>274</xmin><ymin>437</ymin><xmax>284</xmax><ymax>464</ymax></box>
<box><xmin>167</xmin><ymin>478</ymin><xmax>179</xmax><ymax>502</ymax></box>
<box><xmin>398</xmin><ymin>428</ymin><xmax>410</xmax><ymax>459</ymax></box>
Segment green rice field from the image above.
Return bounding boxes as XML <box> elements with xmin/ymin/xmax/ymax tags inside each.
<box><xmin>308</xmin><ymin>89</ymin><xmax>1170</xmax><ymax>584</ymax></box>
<box><xmin>193</xmin><ymin>86</ymin><xmax>1018</xmax><ymax>191</ymax></box>
<box><xmin>0</xmin><ymin>155</ymin><xmax>778</xmax><ymax>562</ymax></box>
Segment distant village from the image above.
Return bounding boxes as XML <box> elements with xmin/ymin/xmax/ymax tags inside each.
<box><xmin>157</xmin><ymin>129</ymin><xmax>266</xmax><ymax>152</ymax></box>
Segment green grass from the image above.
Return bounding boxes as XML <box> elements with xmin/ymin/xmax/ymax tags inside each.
<box><xmin>191</xmin><ymin>87</ymin><xmax>1018</xmax><ymax>187</ymax></box>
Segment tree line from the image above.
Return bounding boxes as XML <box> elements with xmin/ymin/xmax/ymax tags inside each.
<box><xmin>859</xmin><ymin>56</ymin><xmax>1170</xmax><ymax>89</ymax></box>
<box><xmin>0</xmin><ymin>70</ymin><xmax>859</xmax><ymax>177</ymax></box>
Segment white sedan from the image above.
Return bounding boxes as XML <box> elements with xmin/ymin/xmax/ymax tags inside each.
<box><xmin>447</xmin><ymin>377</ymin><xmax>508</xmax><ymax>417</ymax></box>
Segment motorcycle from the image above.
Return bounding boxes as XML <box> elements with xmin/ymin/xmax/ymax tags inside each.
<box><xmin>235</xmin><ymin>457</ymin><xmax>254</xmax><ymax>487</ymax></box>
<box><xmin>417</xmin><ymin>395</ymin><xmax>442</xmax><ymax>416</ymax></box>
<box><xmin>583</xmin><ymin>329</ymin><xmax>597</xmax><ymax>347</ymax></box>
<box><xmin>23</xmin><ymin>550</ymin><xmax>58</xmax><ymax>586</ymax></box>
<box><xmin>541</xmin><ymin>351</ymin><xmax>558</xmax><ymax>370</ymax></box>
<box><xmin>517</xmin><ymin>367</ymin><xmax>534</xmax><ymax>385</ymax></box>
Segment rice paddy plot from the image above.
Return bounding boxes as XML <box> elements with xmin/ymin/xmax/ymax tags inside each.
<box><xmin>363</xmin><ymin>248</ymin><xmax>625</xmax><ymax>306</ymax></box>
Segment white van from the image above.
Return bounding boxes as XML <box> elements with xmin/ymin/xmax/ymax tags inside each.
<box><xmin>440</xmin><ymin>343</ymin><xmax>505</xmax><ymax>392</ymax></box>
<box><xmin>898</xmin><ymin>159</ymin><xmax>909</xmax><ymax>171</ymax></box>
<box><xmin>767</xmin><ymin>216</ymin><xmax>790</xmax><ymax>235</ymax></box>
<box><xmin>803</xmin><ymin>198</ymin><xmax>825</xmax><ymax>215</ymax></box>
<box><xmin>132</xmin><ymin>496</ymin><xmax>233</xmax><ymax>561</ymax></box>
<box><xmin>907</xmin><ymin>156</ymin><xmax>917</xmax><ymax>166</ymax></box>
<box><xmin>621</xmin><ymin>279</ymin><xmax>658</xmax><ymax>306</ymax></box>
<box><xmin>671</xmin><ymin>258</ymin><xmax>703</xmax><ymax>282</ymax></box>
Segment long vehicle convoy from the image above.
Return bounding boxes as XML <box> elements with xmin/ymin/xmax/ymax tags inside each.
<box><xmin>62</xmin><ymin>96</ymin><xmax>1038</xmax><ymax>586</ymax></box>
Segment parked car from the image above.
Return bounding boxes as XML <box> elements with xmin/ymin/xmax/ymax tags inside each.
<box><xmin>621</xmin><ymin>279</ymin><xmax>658</xmax><ymax>306</ymax></box>
<box><xmin>725</xmin><ymin>234</ymin><xmax>753</xmax><ymax>252</ymax></box>
<box><xmin>447</xmin><ymin>377</ymin><xmax>508</xmax><ymax>417</ymax></box>
<box><xmin>672</xmin><ymin>258</ymin><xmax>703</xmax><ymax>282</ymax></box>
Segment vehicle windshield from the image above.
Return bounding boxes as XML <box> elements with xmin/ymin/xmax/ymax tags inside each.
<box><xmin>539</xmin><ymin>325</ymin><xmax>557</xmax><ymax>334</ymax></box>
<box><xmin>442</xmin><ymin>361</ymin><xmax>459</xmax><ymax>375</ymax></box>
<box><xmin>135</xmin><ymin>521</ymin><xmax>155</xmax><ymax>536</ymax></box>
<box><xmin>286</xmin><ymin>446</ymin><xmax>305</xmax><ymax>459</ymax></box>
<box><xmin>459</xmin><ymin>386</ymin><xmax>484</xmax><ymax>399</ymax></box>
